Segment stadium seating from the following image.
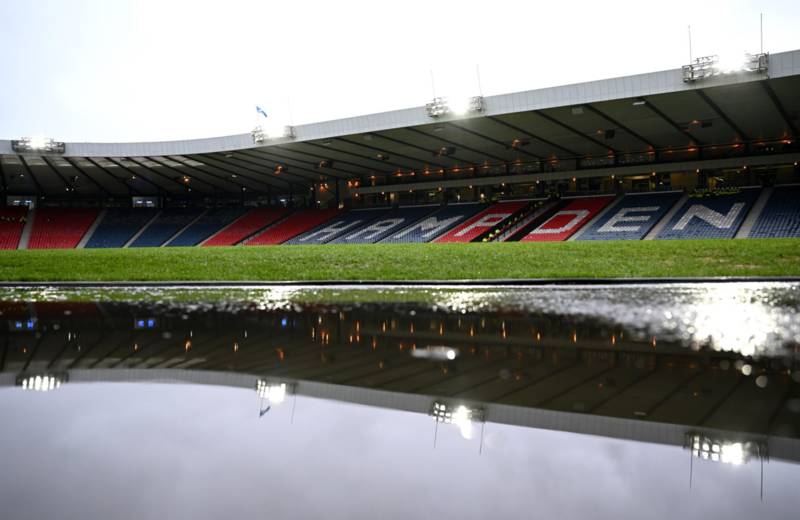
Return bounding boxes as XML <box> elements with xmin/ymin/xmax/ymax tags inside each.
<box><xmin>330</xmin><ymin>206</ymin><xmax>439</xmax><ymax>244</ymax></box>
<box><xmin>656</xmin><ymin>188</ymin><xmax>760</xmax><ymax>240</ymax></box>
<box><xmin>27</xmin><ymin>208</ymin><xmax>100</xmax><ymax>249</ymax></box>
<box><xmin>577</xmin><ymin>192</ymin><xmax>683</xmax><ymax>241</ymax></box>
<box><xmin>129</xmin><ymin>208</ymin><xmax>205</xmax><ymax>247</ymax></box>
<box><xmin>203</xmin><ymin>207</ymin><xmax>291</xmax><ymax>246</ymax></box>
<box><xmin>0</xmin><ymin>207</ymin><xmax>28</xmax><ymax>250</ymax></box>
<box><xmin>246</xmin><ymin>208</ymin><xmax>341</xmax><ymax>246</ymax></box>
<box><xmin>381</xmin><ymin>203</ymin><xmax>485</xmax><ymax>243</ymax></box>
<box><xmin>167</xmin><ymin>207</ymin><xmax>250</xmax><ymax>247</ymax></box>
<box><xmin>748</xmin><ymin>185</ymin><xmax>800</xmax><ymax>238</ymax></box>
<box><xmin>284</xmin><ymin>208</ymin><xmax>391</xmax><ymax>245</ymax></box>
<box><xmin>85</xmin><ymin>208</ymin><xmax>159</xmax><ymax>248</ymax></box>
<box><xmin>435</xmin><ymin>201</ymin><xmax>529</xmax><ymax>242</ymax></box>
<box><xmin>519</xmin><ymin>196</ymin><xmax>615</xmax><ymax>242</ymax></box>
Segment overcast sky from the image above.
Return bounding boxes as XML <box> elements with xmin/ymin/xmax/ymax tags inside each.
<box><xmin>0</xmin><ymin>1</ymin><xmax>798</xmax><ymax>142</ymax></box>
<box><xmin>1</xmin><ymin>382</ymin><xmax>798</xmax><ymax>520</ymax></box>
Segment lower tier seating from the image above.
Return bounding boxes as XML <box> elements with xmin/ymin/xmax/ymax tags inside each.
<box><xmin>749</xmin><ymin>185</ymin><xmax>800</xmax><ymax>238</ymax></box>
<box><xmin>381</xmin><ymin>203</ymin><xmax>484</xmax><ymax>243</ymax></box>
<box><xmin>656</xmin><ymin>188</ymin><xmax>760</xmax><ymax>240</ymax></box>
<box><xmin>284</xmin><ymin>208</ymin><xmax>390</xmax><ymax>245</ymax></box>
<box><xmin>577</xmin><ymin>191</ymin><xmax>683</xmax><ymax>241</ymax></box>
<box><xmin>0</xmin><ymin>207</ymin><xmax>28</xmax><ymax>250</ymax></box>
<box><xmin>167</xmin><ymin>207</ymin><xmax>250</xmax><ymax>247</ymax></box>
<box><xmin>330</xmin><ymin>206</ymin><xmax>439</xmax><ymax>244</ymax></box>
<box><xmin>246</xmin><ymin>209</ymin><xmax>341</xmax><ymax>245</ymax></box>
<box><xmin>203</xmin><ymin>208</ymin><xmax>291</xmax><ymax>246</ymax></box>
<box><xmin>85</xmin><ymin>209</ymin><xmax>159</xmax><ymax>248</ymax></box>
<box><xmin>28</xmin><ymin>208</ymin><xmax>99</xmax><ymax>249</ymax></box>
<box><xmin>435</xmin><ymin>201</ymin><xmax>528</xmax><ymax>242</ymax></box>
<box><xmin>129</xmin><ymin>208</ymin><xmax>205</xmax><ymax>247</ymax></box>
<box><xmin>520</xmin><ymin>196</ymin><xmax>615</xmax><ymax>242</ymax></box>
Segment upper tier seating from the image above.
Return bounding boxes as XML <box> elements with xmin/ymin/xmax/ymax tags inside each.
<box><xmin>577</xmin><ymin>192</ymin><xmax>683</xmax><ymax>241</ymax></box>
<box><xmin>656</xmin><ymin>188</ymin><xmax>760</xmax><ymax>240</ymax></box>
<box><xmin>0</xmin><ymin>207</ymin><xmax>28</xmax><ymax>250</ymax></box>
<box><xmin>28</xmin><ymin>208</ymin><xmax>100</xmax><ymax>249</ymax></box>
<box><xmin>246</xmin><ymin>209</ymin><xmax>341</xmax><ymax>246</ymax></box>
<box><xmin>129</xmin><ymin>208</ymin><xmax>205</xmax><ymax>248</ymax></box>
<box><xmin>167</xmin><ymin>207</ymin><xmax>250</xmax><ymax>247</ymax></box>
<box><xmin>203</xmin><ymin>208</ymin><xmax>291</xmax><ymax>246</ymax></box>
<box><xmin>435</xmin><ymin>201</ymin><xmax>529</xmax><ymax>243</ymax></box>
<box><xmin>520</xmin><ymin>196</ymin><xmax>615</xmax><ymax>242</ymax></box>
<box><xmin>330</xmin><ymin>206</ymin><xmax>439</xmax><ymax>244</ymax></box>
<box><xmin>749</xmin><ymin>185</ymin><xmax>800</xmax><ymax>238</ymax></box>
<box><xmin>284</xmin><ymin>209</ymin><xmax>391</xmax><ymax>245</ymax></box>
<box><xmin>85</xmin><ymin>209</ymin><xmax>159</xmax><ymax>248</ymax></box>
<box><xmin>381</xmin><ymin>203</ymin><xmax>485</xmax><ymax>243</ymax></box>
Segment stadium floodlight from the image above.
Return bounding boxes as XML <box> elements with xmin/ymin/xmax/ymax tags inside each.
<box><xmin>425</xmin><ymin>96</ymin><xmax>484</xmax><ymax>118</ymax></box>
<box><xmin>255</xmin><ymin>380</ymin><xmax>294</xmax><ymax>404</ymax></box>
<box><xmin>11</xmin><ymin>137</ymin><xmax>66</xmax><ymax>154</ymax></box>
<box><xmin>685</xmin><ymin>432</ymin><xmax>765</xmax><ymax>465</ymax></box>
<box><xmin>251</xmin><ymin>124</ymin><xmax>296</xmax><ymax>144</ymax></box>
<box><xmin>682</xmin><ymin>53</ymin><xmax>768</xmax><ymax>82</ymax></box>
<box><xmin>430</xmin><ymin>401</ymin><xmax>484</xmax><ymax>439</ymax></box>
<box><xmin>16</xmin><ymin>373</ymin><xmax>68</xmax><ymax>392</ymax></box>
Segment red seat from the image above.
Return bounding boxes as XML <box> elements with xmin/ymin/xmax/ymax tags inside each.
<box><xmin>28</xmin><ymin>208</ymin><xmax>100</xmax><ymax>249</ymax></box>
<box><xmin>0</xmin><ymin>207</ymin><xmax>28</xmax><ymax>250</ymax></box>
<box><xmin>203</xmin><ymin>208</ymin><xmax>290</xmax><ymax>246</ymax></box>
<box><xmin>246</xmin><ymin>209</ymin><xmax>341</xmax><ymax>245</ymax></box>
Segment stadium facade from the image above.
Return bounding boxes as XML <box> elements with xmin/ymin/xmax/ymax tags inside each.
<box><xmin>1</xmin><ymin>49</ymin><xmax>799</xmax><ymax>248</ymax></box>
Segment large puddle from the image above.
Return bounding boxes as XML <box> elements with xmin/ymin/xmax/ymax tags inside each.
<box><xmin>1</xmin><ymin>283</ymin><xmax>799</xmax><ymax>518</ymax></box>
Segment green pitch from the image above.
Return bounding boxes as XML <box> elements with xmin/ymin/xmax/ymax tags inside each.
<box><xmin>1</xmin><ymin>239</ymin><xmax>799</xmax><ymax>282</ymax></box>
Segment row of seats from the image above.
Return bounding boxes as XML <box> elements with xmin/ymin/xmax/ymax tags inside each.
<box><xmin>5</xmin><ymin>187</ymin><xmax>799</xmax><ymax>249</ymax></box>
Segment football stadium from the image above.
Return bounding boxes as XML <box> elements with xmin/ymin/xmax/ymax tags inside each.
<box><xmin>1</xmin><ymin>49</ymin><xmax>799</xmax><ymax>281</ymax></box>
<box><xmin>2</xmin><ymin>2</ymin><xmax>800</xmax><ymax>518</ymax></box>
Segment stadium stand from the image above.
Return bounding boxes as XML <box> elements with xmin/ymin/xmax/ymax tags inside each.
<box><xmin>0</xmin><ymin>207</ymin><xmax>28</xmax><ymax>250</ymax></box>
<box><xmin>129</xmin><ymin>208</ymin><xmax>205</xmax><ymax>247</ymax></box>
<box><xmin>27</xmin><ymin>208</ymin><xmax>100</xmax><ymax>249</ymax></box>
<box><xmin>381</xmin><ymin>203</ymin><xmax>485</xmax><ymax>243</ymax></box>
<box><xmin>331</xmin><ymin>206</ymin><xmax>438</xmax><ymax>244</ymax></box>
<box><xmin>284</xmin><ymin>208</ymin><xmax>391</xmax><ymax>245</ymax></box>
<box><xmin>519</xmin><ymin>196</ymin><xmax>615</xmax><ymax>242</ymax></box>
<box><xmin>435</xmin><ymin>201</ymin><xmax>529</xmax><ymax>243</ymax></box>
<box><xmin>245</xmin><ymin>208</ymin><xmax>341</xmax><ymax>246</ymax></box>
<box><xmin>748</xmin><ymin>185</ymin><xmax>800</xmax><ymax>238</ymax></box>
<box><xmin>656</xmin><ymin>188</ymin><xmax>760</xmax><ymax>240</ymax></box>
<box><xmin>203</xmin><ymin>208</ymin><xmax>291</xmax><ymax>246</ymax></box>
<box><xmin>167</xmin><ymin>207</ymin><xmax>250</xmax><ymax>247</ymax></box>
<box><xmin>85</xmin><ymin>208</ymin><xmax>159</xmax><ymax>248</ymax></box>
<box><xmin>577</xmin><ymin>191</ymin><xmax>683</xmax><ymax>241</ymax></box>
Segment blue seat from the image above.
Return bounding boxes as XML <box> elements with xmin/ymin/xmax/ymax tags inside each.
<box><xmin>381</xmin><ymin>204</ymin><xmax>485</xmax><ymax>243</ymax></box>
<box><xmin>85</xmin><ymin>209</ymin><xmax>159</xmax><ymax>248</ymax></box>
<box><xmin>749</xmin><ymin>185</ymin><xmax>800</xmax><ymax>238</ymax></box>
<box><xmin>167</xmin><ymin>207</ymin><xmax>249</xmax><ymax>247</ymax></box>
<box><xmin>129</xmin><ymin>208</ymin><xmax>205</xmax><ymax>247</ymax></box>
<box><xmin>578</xmin><ymin>192</ymin><xmax>682</xmax><ymax>241</ymax></box>
<box><xmin>656</xmin><ymin>188</ymin><xmax>760</xmax><ymax>240</ymax></box>
<box><xmin>284</xmin><ymin>209</ymin><xmax>391</xmax><ymax>245</ymax></box>
<box><xmin>330</xmin><ymin>206</ymin><xmax>439</xmax><ymax>244</ymax></box>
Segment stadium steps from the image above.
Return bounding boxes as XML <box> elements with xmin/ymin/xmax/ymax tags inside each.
<box><xmin>17</xmin><ymin>209</ymin><xmax>35</xmax><ymax>250</ymax></box>
<box><xmin>76</xmin><ymin>209</ymin><xmax>106</xmax><ymax>249</ymax></box>
<box><xmin>505</xmin><ymin>200</ymin><xmax>569</xmax><ymax>241</ymax></box>
<box><xmin>735</xmin><ymin>187</ymin><xmax>772</xmax><ymax>239</ymax></box>
<box><xmin>123</xmin><ymin>210</ymin><xmax>162</xmax><ymax>248</ymax></box>
<box><xmin>568</xmin><ymin>194</ymin><xmax>623</xmax><ymax>241</ymax></box>
<box><xmin>473</xmin><ymin>201</ymin><xmax>535</xmax><ymax>242</ymax></box>
<box><xmin>162</xmin><ymin>209</ymin><xmax>210</xmax><ymax>247</ymax></box>
<box><xmin>200</xmin><ymin>208</ymin><xmax>291</xmax><ymax>246</ymax></box>
<box><xmin>494</xmin><ymin>200</ymin><xmax>557</xmax><ymax>242</ymax></box>
<box><xmin>643</xmin><ymin>192</ymin><xmax>689</xmax><ymax>240</ymax></box>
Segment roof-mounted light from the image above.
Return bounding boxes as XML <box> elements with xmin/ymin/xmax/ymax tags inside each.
<box><xmin>11</xmin><ymin>137</ymin><xmax>65</xmax><ymax>154</ymax></box>
<box><xmin>425</xmin><ymin>96</ymin><xmax>484</xmax><ymax>118</ymax></box>
<box><xmin>682</xmin><ymin>53</ymin><xmax>768</xmax><ymax>82</ymax></box>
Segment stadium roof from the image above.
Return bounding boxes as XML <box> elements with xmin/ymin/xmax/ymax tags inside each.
<box><xmin>1</xmin><ymin>49</ymin><xmax>799</xmax><ymax>198</ymax></box>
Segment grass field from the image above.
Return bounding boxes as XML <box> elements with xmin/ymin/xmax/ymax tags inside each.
<box><xmin>0</xmin><ymin>239</ymin><xmax>799</xmax><ymax>282</ymax></box>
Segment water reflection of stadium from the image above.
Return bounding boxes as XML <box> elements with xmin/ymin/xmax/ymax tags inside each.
<box><xmin>2</xmin><ymin>299</ymin><xmax>798</xmax><ymax>464</ymax></box>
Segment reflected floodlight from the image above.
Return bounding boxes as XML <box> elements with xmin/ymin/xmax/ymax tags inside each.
<box><xmin>430</xmin><ymin>401</ymin><xmax>484</xmax><ymax>439</ymax></box>
<box><xmin>255</xmin><ymin>380</ymin><xmax>294</xmax><ymax>404</ymax></box>
<box><xmin>685</xmin><ymin>432</ymin><xmax>765</xmax><ymax>465</ymax></box>
<box><xmin>16</xmin><ymin>373</ymin><xmax>68</xmax><ymax>392</ymax></box>
<box><xmin>11</xmin><ymin>137</ymin><xmax>66</xmax><ymax>154</ymax></box>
